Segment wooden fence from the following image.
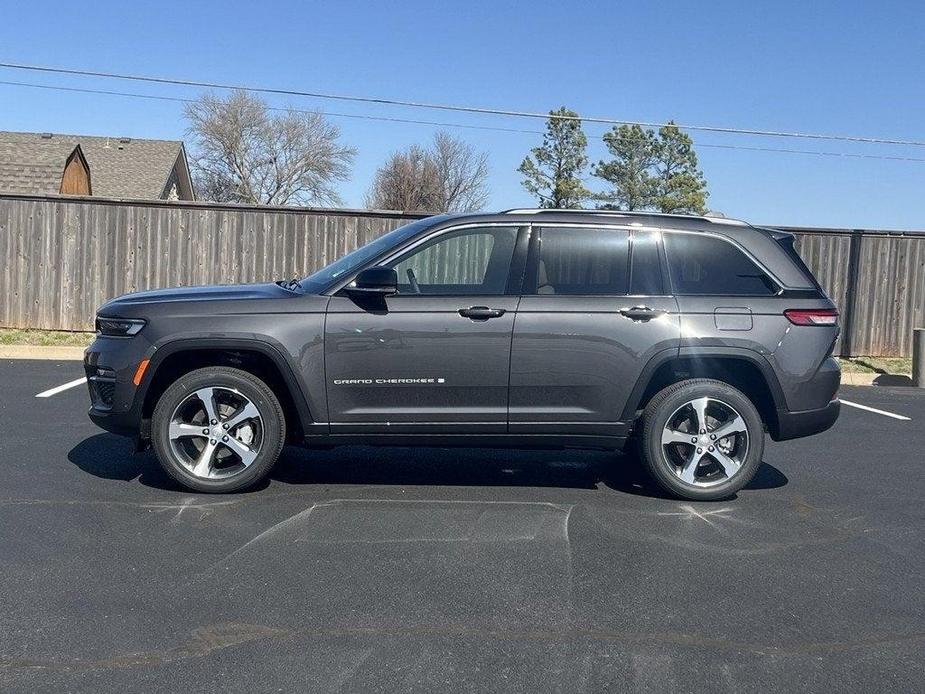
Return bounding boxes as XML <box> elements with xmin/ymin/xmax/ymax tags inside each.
<box><xmin>1</xmin><ymin>193</ymin><xmax>922</xmax><ymax>356</ymax></box>
<box><xmin>0</xmin><ymin>194</ymin><xmax>422</xmax><ymax>335</ymax></box>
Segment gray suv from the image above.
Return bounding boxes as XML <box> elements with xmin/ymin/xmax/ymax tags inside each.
<box><xmin>85</xmin><ymin>209</ymin><xmax>840</xmax><ymax>500</ymax></box>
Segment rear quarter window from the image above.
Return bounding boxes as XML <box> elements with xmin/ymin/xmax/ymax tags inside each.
<box><xmin>664</xmin><ymin>233</ymin><xmax>778</xmax><ymax>296</ymax></box>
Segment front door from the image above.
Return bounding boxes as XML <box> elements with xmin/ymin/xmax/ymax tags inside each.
<box><xmin>325</xmin><ymin>224</ymin><xmax>524</xmax><ymax>434</ymax></box>
<box><xmin>509</xmin><ymin>225</ymin><xmax>680</xmax><ymax>437</ymax></box>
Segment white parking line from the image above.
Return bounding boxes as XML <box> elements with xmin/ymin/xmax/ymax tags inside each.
<box><xmin>35</xmin><ymin>377</ymin><xmax>87</xmax><ymax>398</ymax></box>
<box><xmin>841</xmin><ymin>399</ymin><xmax>911</xmax><ymax>421</ymax></box>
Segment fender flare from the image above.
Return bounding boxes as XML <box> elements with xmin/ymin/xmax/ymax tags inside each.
<box><xmin>620</xmin><ymin>346</ymin><xmax>787</xmax><ymax>426</ymax></box>
<box><xmin>137</xmin><ymin>336</ymin><xmax>315</xmax><ymax>429</ymax></box>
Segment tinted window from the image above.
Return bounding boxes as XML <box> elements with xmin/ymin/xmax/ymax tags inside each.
<box><xmin>299</xmin><ymin>217</ymin><xmax>446</xmax><ymax>292</ymax></box>
<box><xmin>388</xmin><ymin>226</ymin><xmax>517</xmax><ymax>295</ymax></box>
<box><xmin>664</xmin><ymin>233</ymin><xmax>777</xmax><ymax>296</ymax></box>
<box><xmin>532</xmin><ymin>227</ymin><xmax>629</xmax><ymax>295</ymax></box>
<box><xmin>629</xmin><ymin>231</ymin><xmax>663</xmax><ymax>295</ymax></box>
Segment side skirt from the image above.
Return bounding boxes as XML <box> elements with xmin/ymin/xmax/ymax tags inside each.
<box><xmin>301</xmin><ymin>433</ymin><xmax>628</xmax><ymax>452</ymax></box>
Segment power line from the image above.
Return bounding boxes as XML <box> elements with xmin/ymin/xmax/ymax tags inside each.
<box><xmin>0</xmin><ymin>80</ymin><xmax>541</xmax><ymax>135</ymax></box>
<box><xmin>3</xmin><ymin>79</ymin><xmax>925</xmax><ymax>164</ymax></box>
<box><xmin>1</xmin><ymin>60</ymin><xmax>923</xmax><ymax>148</ymax></box>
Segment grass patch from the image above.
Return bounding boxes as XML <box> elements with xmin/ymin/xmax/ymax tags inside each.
<box><xmin>0</xmin><ymin>328</ymin><xmax>95</xmax><ymax>347</ymax></box>
<box><xmin>839</xmin><ymin>356</ymin><xmax>912</xmax><ymax>375</ymax></box>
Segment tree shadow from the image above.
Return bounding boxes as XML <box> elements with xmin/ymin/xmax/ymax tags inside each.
<box><xmin>873</xmin><ymin>374</ymin><xmax>914</xmax><ymax>387</ymax></box>
<box><xmin>69</xmin><ymin>433</ymin><xmax>788</xmax><ymax>499</ymax></box>
<box><xmin>850</xmin><ymin>358</ymin><xmax>915</xmax><ymax>387</ymax></box>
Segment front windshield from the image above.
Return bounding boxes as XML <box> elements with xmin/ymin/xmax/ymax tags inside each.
<box><xmin>298</xmin><ymin>216</ymin><xmax>446</xmax><ymax>292</ymax></box>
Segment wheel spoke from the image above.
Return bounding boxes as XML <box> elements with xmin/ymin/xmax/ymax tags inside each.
<box><xmin>662</xmin><ymin>427</ymin><xmax>694</xmax><ymax>446</ymax></box>
<box><xmin>191</xmin><ymin>439</ymin><xmax>219</xmax><ymax>477</ymax></box>
<box><xmin>679</xmin><ymin>448</ymin><xmax>706</xmax><ymax>484</ymax></box>
<box><xmin>711</xmin><ymin>415</ymin><xmax>746</xmax><ymax>441</ymax></box>
<box><xmin>169</xmin><ymin>421</ymin><xmax>207</xmax><ymax>440</ymax></box>
<box><xmin>690</xmin><ymin>397</ymin><xmax>710</xmax><ymax>433</ymax></box>
<box><xmin>223</xmin><ymin>401</ymin><xmax>260</xmax><ymax>430</ymax></box>
<box><xmin>222</xmin><ymin>436</ymin><xmax>257</xmax><ymax>467</ymax></box>
<box><xmin>194</xmin><ymin>388</ymin><xmax>220</xmax><ymax>423</ymax></box>
<box><xmin>711</xmin><ymin>449</ymin><xmax>741</xmax><ymax>478</ymax></box>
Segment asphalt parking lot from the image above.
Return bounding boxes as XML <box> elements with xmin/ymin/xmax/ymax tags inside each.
<box><xmin>1</xmin><ymin>359</ymin><xmax>923</xmax><ymax>693</ymax></box>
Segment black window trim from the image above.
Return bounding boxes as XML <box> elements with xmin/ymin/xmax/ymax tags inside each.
<box><xmin>628</xmin><ymin>228</ymin><xmax>669</xmax><ymax>297</ymax></box>
<box><xmin>661</xmin><ymin>229</ymin><xmax>784</xmax><ymax>297</ymax></box>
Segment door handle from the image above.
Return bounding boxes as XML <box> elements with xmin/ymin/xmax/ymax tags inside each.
<box><xmin>459</xmin><ymin>306</ymin><xmax>506</xmax><ymax>320</ymax></box>
<box><xmin>619</xmin><ymin>306</ymin><xmax>667</xmax><ymax>322</ymax></box>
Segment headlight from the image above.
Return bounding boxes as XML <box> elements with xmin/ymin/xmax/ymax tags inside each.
<box><xmin>96</xmin><ymin>316</ymin><xmax>146</xmax><ymax>337</ymax></box>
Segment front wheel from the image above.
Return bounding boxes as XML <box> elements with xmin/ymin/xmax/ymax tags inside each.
<box><xmin>639</xmin><ymin>379</ymin><xmax>765</xmax><ymax>501</ymax></box>
<box><xmin>151</xmin><ymin>367</ymin><xmax>285</xmax><ymax>493</ymax></box>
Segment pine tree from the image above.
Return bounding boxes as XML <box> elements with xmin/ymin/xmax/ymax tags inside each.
<box><xmin>518</xmin><ymin>107</ymin><xmax>590</xmax><ymax>208</ymax></box>
<box><xmin>593</xmin><ymin>124</ymin><xmax>658</xmax><ymax>210</ymax></box>
<box><xmin>653</xmin><ymin>122</ymin><xmax>708</xmax><ymax>214</ymax></box>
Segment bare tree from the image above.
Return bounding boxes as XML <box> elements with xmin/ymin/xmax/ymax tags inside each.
<box><xmin>365</xmin><ymin>144</ymin><xmax>441</xmax><ymax>212</ymax></box>
<box><xmin>366</xmin><ymin>132</ymin><xmax>489</xmax><ymax>212</ymax></box>
<box><xmin>185</xmin><ymin>90</ymin><xmax>355</xmax><ymax>206</ymax></box>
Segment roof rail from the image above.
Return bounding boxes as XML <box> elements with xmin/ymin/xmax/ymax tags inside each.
<box><xmin>498</xmin><ymin>208</ymin><xmax>748</xmax><ymax>227</ymax></box>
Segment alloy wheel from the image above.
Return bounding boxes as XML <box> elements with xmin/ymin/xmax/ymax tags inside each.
<box><xmin>660</xmin><ymin>396</ymin><xmax>749</xmax><ymax>487</ymax></box>
<box><xmin>167</xmin><ymin>386</ymin><xmax>264</xmax><ymax>480</ymax></box>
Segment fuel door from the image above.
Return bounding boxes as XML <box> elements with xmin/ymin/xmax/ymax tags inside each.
<box><xmin>714</xmin><ymin>307</ymin><xmax>753</xmax><ymax>331</ymax></box>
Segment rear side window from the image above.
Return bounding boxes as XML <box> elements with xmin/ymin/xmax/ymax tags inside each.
<box><xmin>664</xmin><ymin>233</ymin><xmax>777</xmax><ymax>296</ymax></box>
<box><xmin>531</xmin><ymin>227</ymin><xmax>629</xmax><ymax>295</ymax></box>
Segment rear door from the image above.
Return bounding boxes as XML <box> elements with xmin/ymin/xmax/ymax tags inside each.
<box><xmin>324</xmin><ymin>224</ymin><xmax>526</xmax><ymax>434</ymax></box>
<box><xmin>509</xmin><ymin>225</ymin><xmax>680</xmax><ymax>437</ymax></box>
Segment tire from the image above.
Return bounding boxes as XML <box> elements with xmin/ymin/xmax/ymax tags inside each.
<box><xmin>639</xmin><ymin>378</ymin><xmax>765</xmax><ymax>501</ymax></box>
<box><xmin>151</xmin><ymin>366</ymin><xmax>285</xmax><ymax>493</ymax></box>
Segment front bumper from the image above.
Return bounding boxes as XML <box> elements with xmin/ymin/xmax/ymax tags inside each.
<box><xmin>84</xmin><ymin>337</ymin><xmax>151</xmax><ymax>437</ymax></box>
<box><xmin>772</xmin><ymin>399</ymin><xmax>840</xmax><ymax>441</ymax></box>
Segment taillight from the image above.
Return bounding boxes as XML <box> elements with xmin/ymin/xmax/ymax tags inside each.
<box><xmin>784</xmin><ymin>308</ymin><xmax>839</xmax><ymax>326</ymax></box>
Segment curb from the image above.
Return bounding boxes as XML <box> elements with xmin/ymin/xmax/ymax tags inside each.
<box><xmin>0</xmin><ymin>345</ymin><xmax>86</xmax><ymax>361</ymax></box>
<box><xmin>840</xmin><ymin>372</ymin><xmax>878</xmax><ymax>386</ymax></box>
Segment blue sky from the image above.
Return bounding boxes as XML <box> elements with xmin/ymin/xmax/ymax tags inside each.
<box><xmin>1</xmin><ymin>0</ymin><xmax>923</xmax><ymax>229</ymax></box>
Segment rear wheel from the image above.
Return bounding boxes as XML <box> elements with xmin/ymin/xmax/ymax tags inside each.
<box><xmin>639</xmin><ymin>379</ymin><xmax>764</xmax><ymax>501</ymax></box>
<box><xmin>151</xmin><ymin>367</ymin><xmax>285</xmax><ymax>493</ymax></box>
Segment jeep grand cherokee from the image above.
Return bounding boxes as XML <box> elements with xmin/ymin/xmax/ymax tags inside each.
<box><xmin>85</xmin><ymin>209</ymin><xmax>840</xmax><ymax>500</ymax></box>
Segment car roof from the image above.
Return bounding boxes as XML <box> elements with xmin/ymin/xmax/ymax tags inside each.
<box><xmin>423</xmin><ymin>208</ymin><xmax>750</xmax><ymax>233</ymax></box>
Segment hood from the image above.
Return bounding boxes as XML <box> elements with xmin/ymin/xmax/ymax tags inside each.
<box><xmin>99</xmin><ymin>282</ymin><xmax>297</xmax><ymax>312</ymax></box>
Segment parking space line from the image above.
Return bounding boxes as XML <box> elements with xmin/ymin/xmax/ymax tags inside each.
<box><xmin>35</xmin><ymin>377</ymin><xmax>87</xmax><ymax>398</ymax></box>
<box><xmin>841</xmin><ymin>399</ymin><xmax>911</xmax><ymax>421</ymax></box>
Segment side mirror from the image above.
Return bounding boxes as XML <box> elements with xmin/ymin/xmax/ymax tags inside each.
<box><xmin>345</xmin><ymin>266</ymin><xmax>398</xmax><ymax>296</ymax></box>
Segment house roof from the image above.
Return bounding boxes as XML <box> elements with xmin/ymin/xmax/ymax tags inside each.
<box><xmin>0</xmin><ymin>130</ymin><xmax>191</xmax><ymax>199</ymax></box>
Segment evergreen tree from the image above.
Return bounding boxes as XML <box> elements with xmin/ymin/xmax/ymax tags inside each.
<box><xmin>653</xmin><ymin>122</ymin><xmax>708</xmax><ymax>214</ymax></box>
<box><xmin>593</xmin><ymin>124</ymin><xmax>657</xmax><ymax>210</ymax></box>
<box><xmin>591</xmin><ymin>120</ymin><xmax>709</xmax><ymax>214</ymax></box>
<box><xmin>518</xmin><ymin>107</ymin><xmax>590</xmax><ymax>208</ymax></box>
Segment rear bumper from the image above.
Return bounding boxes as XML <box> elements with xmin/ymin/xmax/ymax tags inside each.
<box><xmin>771</xmin><ymin>399</ymin><xmax>840</xmax><ymax>441</ymax></box>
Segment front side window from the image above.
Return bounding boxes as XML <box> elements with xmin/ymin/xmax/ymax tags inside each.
<box><xmin>664</xmin><ymin>233</ymin><xmax>778</xmax><ymax>296</ymax></box>
<box><xmin>530</xmin><ymin>227</ymin><xmax>629</xmax><ymax>295</ymax></box>
<box><xmin>300</xmin><ymin>217</ymin><xmax>447</xmax><ymax>292</ymax></box>
<box><xmin>387</xmin><ymin>226</ymin><xmax>518</xmax><ymax>295</ymax></box>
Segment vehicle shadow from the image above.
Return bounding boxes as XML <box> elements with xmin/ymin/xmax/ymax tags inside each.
<box><xmin>69</xmin><ymin>433</ymin><xmax>789</xmax><ymax>499</ymax></box>
<box><xmin>68</xmin><ymin>433</ymin><xmax>185</xmax><ymax>491</ymax></box>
